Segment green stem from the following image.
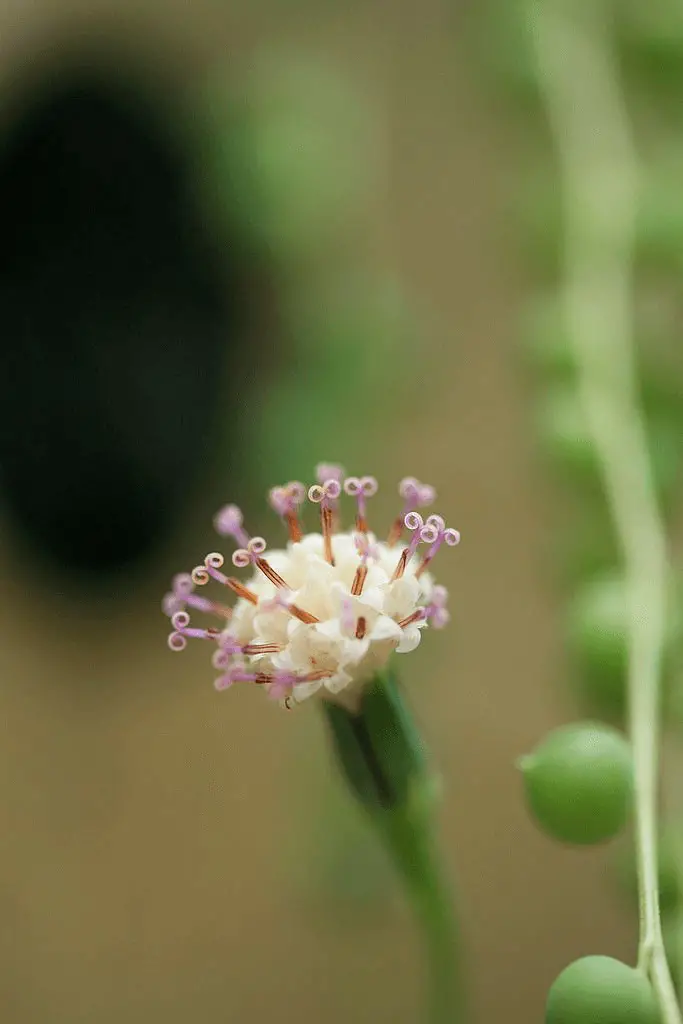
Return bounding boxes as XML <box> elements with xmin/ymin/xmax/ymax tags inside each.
<box><xmin>381</xmin><ymin>807</ymin><xmax>462</xmax><ymax>1024</ymax></box>
<box><xmin>530</xmin><ymin>4</ymin><xmax>680</xmax><ymax>1021</ymax></box>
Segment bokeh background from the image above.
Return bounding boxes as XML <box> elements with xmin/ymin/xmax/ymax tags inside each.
<box><xmin>0</xmin><ymin>1</ymin><xmax>670</xmax><ymax>1022</ymax></box>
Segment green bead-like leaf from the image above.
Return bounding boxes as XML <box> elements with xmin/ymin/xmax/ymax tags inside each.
<box><xmin>520</xmin><ymin>722</ymin><xmax>634</xmax><ymax>846</ymax></box>
<box><xmin>566</xmin><ymin>572</ymin><xmax>683</xmax><ymax>716</ymax></box>
<box><xmin>546</xmin><ymin>956</ymin><xmax>659</xmax><ymax>1024</ymax></box>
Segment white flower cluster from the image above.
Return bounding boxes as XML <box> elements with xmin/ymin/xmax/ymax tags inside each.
<box><xmin>163</xmin><ymin>467</ymin><xmax>457</xmax><ymax>709</ymax></box>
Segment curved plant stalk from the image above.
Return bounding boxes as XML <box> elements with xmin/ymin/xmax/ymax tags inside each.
<box><xmin>323</xmin><ymin>669</ymin><xmax>462</xmax><ymax>1024</ymax></box>
<box><xmin>529</xmin><ymin>3</ymin><xmax>681</xmax><ymax>1021</ymax></box>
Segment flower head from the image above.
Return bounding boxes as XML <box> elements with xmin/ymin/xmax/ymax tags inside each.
<box><xmin>163</xmin><ymin>465</ymin><xmax>459</xmax><ymax>709</ymax></box>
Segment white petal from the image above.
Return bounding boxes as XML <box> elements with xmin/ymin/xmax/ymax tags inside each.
<box><xmin>339</xmin><ymin>637</ymin><xmax>370</xmax><ymax>664</ymax></box>
<box><xmin>383</xmin><ymin>575</ymin><xmax>420</xmax><ymax>619</ymax></box>
<box><xmin>368</xmin><ymin>614</ymin><xmax>403</xmax><ymax>643</ymax></box>
<box><xmin>292</xmin><ymin>679</ymin><xmax>323</xmax><ymax>701</ymax></box>
<box><xmin>323</xmin><ymin>669</ymin><xmax>353</xmax><ymax>694</ymax></box>
<box><xmin>252</xmin><ymin>609</ymin><xmax>289</xmax><ymax>643</ymax></box>
<box><xmin>396</xmin><ymin>625</ymin><xmax>422</xmax><ymax>654</ymax></box>
<box><xmin>358</xmin><ymin>585</ymin><xmax>385</xmax><ymax>613</ymax></box>
<box><xmin>315</xmin><ymin>618</ymin><xmax>344</xmax><ymax>641</ymax></box>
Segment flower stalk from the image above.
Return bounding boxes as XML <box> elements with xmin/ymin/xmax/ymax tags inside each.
<box><xmin>323</xmin><ymin>669</ymin><xmax>462</xmax><ymax>1024</ymax></box>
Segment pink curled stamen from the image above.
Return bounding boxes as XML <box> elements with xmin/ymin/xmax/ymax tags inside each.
<box><xmin>269</xmin><ymin>482</ymin><xmax>305</xmax><ymax>543</ymax></box>
<box><xmin>162</xmin><ymin>572</ymin><xmax>199</xmax><ymax>617</ymax></box>
<box><xmin>391</xmin><ymin>511</ymin><xmax>424</xmax><ymax>582</ymax></box>
<box><xmin>214</xmin><ymin>666</ymin><xmax>332</xmax><ymax>693</ymax></box>
<box><xmin>172</xmin><ymin>572</ymin><xmax>194</xmax><ymax>596</ymax></box>
<box><xmin>192</xmin><ymin>552</ymin><xmax>230</xmax><ymax>587</ymax></box>
<box><xmin>169</xmin><ymin>610</ymin><xmax>222</xmax><ymax>643</ymax></box>
<box><xmin>213</xmin><ymin>504</ymin><xmax>250</xmax><ymax>547</ymax></box>
<box><xmin>316</xmin><ymin>463</ymin><xmax>344</xmax><ymax>486</ymax></box>
<box><xmin>416</xmin><ymin>524</ymin><xmax>460</xmax><ymax>578</ymax></box>
<box><xmin>186</xmin><ymin>594</ymin><xmax>233</xmax><ymax>619</ymax></box>
<box><xmin>171</xmin><ymin>610</ymin><xmax>190</xmax><ymax>630</ymax></box>
<box><xmin>344</xmin><ymin>475</ymin><xmax>378</xmax><ymax>533</ymax></box>
<box><xmin>387</xmin><ymin>478</ymin><xmax>436</xmax><ymax>546</ymax></box>
<box><xmin>233</xmin><ymin>536</ymin><xmax>289</xmax><ymax>589</ymax></box>
<box><xmin>316</xmin><ymin>464</ymin><xmax>344</xmax><ymax>529</ymax></box>
<box><xmin>308</xmin><ymin>480</ymin><xmax>340</xmax><ymax>566</ymax></box>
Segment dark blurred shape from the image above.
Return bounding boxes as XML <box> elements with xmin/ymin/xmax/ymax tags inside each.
<box><xmin>0</xmin><ymin>67</ymin><xmax>245</xmax><ymax>588</ymax></box>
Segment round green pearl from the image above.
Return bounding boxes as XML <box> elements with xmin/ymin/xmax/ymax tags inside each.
<box><xmin>567</xmin><ymin>573</ymin><xmax>683</xmax><ymax>717</ymax></box>
<box><xmin>546</xmin><ymin>956</ymin><xmax>660</xmax><ymax>1024</ymax></box>
<box><xmin>520</xmin><ymin>722</ymin><xmax>633</xmax><ymax>845</ymax></box>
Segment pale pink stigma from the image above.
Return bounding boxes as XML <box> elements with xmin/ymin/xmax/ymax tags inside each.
<box><xmin>424</xmin><ymin>585</ymin><xmax>450</xmax><ymax>628</ymax></box>
<box><xmin>387</xmin><ymin>477</ymin><xmax>436</xmax><ymax>546</ymax></box>
<box><xmin>161</xmin><ymin>573</ymin><xmax>232</xmax><ymax>620</ymax></box>
<box><xmin>390</xmin><ymin>511</ymin><xmax>426</xmax><ymax>582</ymax></box>
<box><xmin>308</xmin><ymin>478</ymin><xmax>341</xmax><ymax>565</ymax></box>
<box><xmin>316</xmin><ymin>463</ymin><xmax>344</xmax><ymax>485</ymax></box>
<box><xmin>316</xmin><ymin>464</ymin><xmax>344</xmax><ymax>529</ymax></box>
<box><xmin>213</xmin><ymin>504</ymin><xmax>250</xmax><ymax>546</ymax></box>
<box><xmin>415</xmin><ymin>517</ymin><xmax>460</xmax><ymax>578</ymax></box>
<box><xmin>214</xmin><ymin>666</ymin><xmax>332</xmax><ymax>693</ymax></box>
<box><xmin>269</xmin><ymin>481</ymin><xmax>306</xmax><ymax>542</ymax></box>
<box><xmin>343</xmin><ymin>475</ymin><xmax>378</xmax><ymax>533</ymax></box>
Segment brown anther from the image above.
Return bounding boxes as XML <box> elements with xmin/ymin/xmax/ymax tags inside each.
<box><xmin>386</xmin><ymin>517</ymin><xmax>404</xmax><ymax>547</ymax></box>
<box><xmin>256</xmin><ymin>557</ymin><xmax>288</xmax><ymax>588</ymax></box>
<box><xmin>211</xmin><ymin>603</ymin><xmax>234</xmax><ymax>619</ymax></box>
<box><xmin>390</xmin><ymin>548</ymin><xmax>409</xmax><ymax>583</ymax></box>
<box><xmin>321</xmin><ymin>506</ymin><xmax>335</xmax><ymax>565</ymax></box>
<box><xmin>288</xmin><ymin>604</ymin><xmax>320</xmax><ymax>625</ymax></box>
<box><xmin>398</xmin><ymin>610</ymin><xmax>424</xmax><ymax>628</ymax></box>
<box><xmin>355</xmin><ymin>616</ymin><xmax>367</xmax><ymax>640</ymax></box>
<box><xmin>226</xmin><ymin>578</ymin><xmax>259</xmax><ymax>604</ymax></box>
<box><xmin>302</xmin><ymin>670</ymin><xmax>334</xmax><ymax>682</ymax></box>
<box><xmin>284</xmin><ymin>512</ymin><xmax>303</xmax><ymax>544</ymax></box>
<box><xmin>243</xmin><ymin>642</ymin><xmax>284</xmax><ymax>655</ymax></box>
<box><xmin>254</xmin><ymin>672</ymin><xmax>275</xmax><ymax>685</ymax></box>
<box><xmin>351</xmin><ymin>563</ymin><xmax>368</xmax><ymax>596</ymax></box>
<box><xmin>206</xmin><ymin>627</ymin><xmax>222</xmax><ymax>640</ymax></box>
<box><xmin>355</xmin><ymin>514</ymin><xmax>368</xmax><ymax>534</ymax></box>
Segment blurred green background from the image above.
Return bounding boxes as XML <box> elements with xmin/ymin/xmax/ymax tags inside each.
<box><xmin>0</xmin><ymin>1</ymin><xmax>665</xmax><ymax>1022</ymax></box>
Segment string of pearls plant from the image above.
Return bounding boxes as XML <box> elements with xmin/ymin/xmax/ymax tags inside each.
<box><xmin>530</xmin><ymin>4</ymin><xmax>679</xmax><ymax>1021</ymax></box>
<box><xmin>483</xmin><ymin>0</ymin><xmax>683</xmax><ymax>1019</ymax></box>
